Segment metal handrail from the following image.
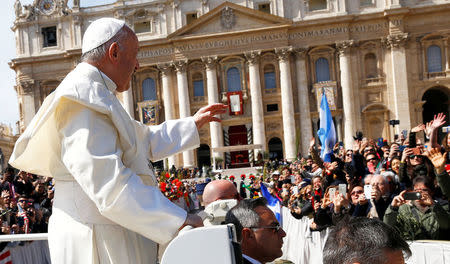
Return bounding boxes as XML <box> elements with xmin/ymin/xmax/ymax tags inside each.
<box><xmin>0</xmin><ymin>233</ymin><xmax>48</xmax><ymax>242</ymax></box>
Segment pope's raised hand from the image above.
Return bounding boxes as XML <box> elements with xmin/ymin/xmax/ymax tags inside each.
<box><xmin>193</xmin><ymin>103</ymin><xmax>228</xmax><ymax>130</ymax></box>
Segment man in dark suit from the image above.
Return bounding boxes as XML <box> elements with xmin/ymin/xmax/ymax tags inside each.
<box><xmin>225</xmin><ymin>198</ymin><xmax>286</xmax><ymax>264</ymax></box>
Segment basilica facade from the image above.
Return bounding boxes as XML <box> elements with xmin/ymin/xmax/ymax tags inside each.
<box><xmin>9</xmin><ymin>0</ymin><xmax>450</xmax><ymax>169</ymax></box>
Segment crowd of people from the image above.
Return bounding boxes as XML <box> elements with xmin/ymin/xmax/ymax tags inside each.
<box><xmin>0</xmin><ymin>112</ymin><xmax>448</xmax><ymax>262</ymax></box>
<box><xmin>0</xmin><ymin>167</ymin><xmax>53</xmax><ymax>236</ymax></box>
<box><xmin>158</xmin><ymin>112</ymin><xmax>450</xmax><ymax>243</ymax></box>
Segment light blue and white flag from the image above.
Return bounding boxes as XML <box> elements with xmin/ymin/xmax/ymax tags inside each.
<box><xmin>260</xmin><ymin>183</ymin><xmax>282</xmax><ymax>224</ymax></box>
<box><xmin>317</xmin><ymin>91</ymin><xmax>336</xmax><ymax>162</ymax></box>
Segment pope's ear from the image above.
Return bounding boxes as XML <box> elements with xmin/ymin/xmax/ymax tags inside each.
<box><xmin>108</xmin><ymin>42</ymin><xmax>120</xmax><ymax>63</ymax></box>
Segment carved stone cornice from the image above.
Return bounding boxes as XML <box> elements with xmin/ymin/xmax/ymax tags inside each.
<box><xmin>244</xmin><ymin>50</ymin><xmax>261</xmax><ymax>66</ymax></box>
<box><xmin>385</xmin><ymin>33</ymin><xmax>408</xmax><ymax>49</ymax></box>
<box><xmin>275</xmin><ymin>47</ymin><xmax>293</xmax><ymax>62</ymax></box>
<box><xmin>157</xmin><ymin>63</ymin><xmax>173</xmax><ymax>77</ymax></box>
<box><xmin>294</xmin><ymin>48</ymin><xmax>308</xmax><ymax>60</ymax></box>
<box><xmin>201</xmin><ymin>56</ymin><xmax>218</xmax><ymax>71</ymax></box>
<box><xmin>336</xmin><ymin>40</ymin><xmax>355</xmax><ymax>56</ymax></box>
<box><xmin>173</xmin><ymin>60</ymin><xmax>188</xmax><ymax>73</ymax></box>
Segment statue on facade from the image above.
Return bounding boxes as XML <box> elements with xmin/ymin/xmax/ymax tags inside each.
<box><xmin>22</xmin><ymin>5</ymin><xmax>36</xmax><ymax>21</ymax></box>
<box><xmin>57</xmin><ymin>0</ymin><xmax>70</xmax><ymax>16</ymax></box>
<box><xmin>14</xmin><ymin>0</ymin><xmax>22</xmax><ymax>19</ymax></box>
<box><xmin>73</xmin><ymin>0</ymin><xmax>79</xmax><ymax>8</ymax></box>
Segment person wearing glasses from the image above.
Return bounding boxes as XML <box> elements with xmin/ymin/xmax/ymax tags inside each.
<box><xmin>384</xmin><ymin>176</ymin><xmax>450</xmax><ymax>240</ymax></box>
<box><xmin>225</xmin><ymin>198</ymin><xmax>286</xmax><ymax>264</ymax></box>
<box><xmin>398</xmin><ymin>146</ymin><xmax>434</xmax><ymax>189</ymax></box>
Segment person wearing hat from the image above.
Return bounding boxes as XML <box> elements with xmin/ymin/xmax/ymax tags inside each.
<box><xmin>9</xmin><ymin>17</ymin><xmax>227</xmax><ymax>264</ymax></box>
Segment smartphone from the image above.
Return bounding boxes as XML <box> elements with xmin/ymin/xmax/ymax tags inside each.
<box><xmin>329</xmin><ymin>188</ymin><xmax>336</xmax><ymax>201</ymax></box>
<box><xmin>404</xmin><ymin>192</ymin><xmax>422</xmax><ymax>200</ymax></box>
<box><xmin>364</xmin><ymin>185</ymin><xmax>372</xmax><ymax>199</ymax></box>
<box><xmin>401</xmin><ymin>130</ymin><xmax>408</xmax><ymax>139</ymax></box>
<box><xmin>412</xmin><ymin>147</ymin><xmax>421</xmax><ymax>155</ymax></box>
<box><xmin>292</xmin><ymin>186</ymin><xmax>299</xmax><ymax>195</ymax></box>
<box><xmin>339</xmin><ymin>184</ymin><xmax>347</xmax><ymax>197</ymax></box>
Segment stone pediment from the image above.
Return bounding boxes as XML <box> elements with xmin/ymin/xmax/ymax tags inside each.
<box><xmin>168</xmin><ymin>2</ymin><xmax>291</xmax><ymax>39</ymax></box>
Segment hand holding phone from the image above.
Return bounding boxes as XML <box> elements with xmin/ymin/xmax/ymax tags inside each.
<box><xmin>403</xmin><ymin>192</ymin><xmax>422</xmax><ymax>200</ymax></box>
<box><xmin>329</xmin><ymin>188</ymin><xmax>336</xmax><ymax>202</ymax></box>
<box><xmin>339</xmin><ymin>184</ymin><xmax>347</xmax><ymax>197</ymax></box>
<box><xmin>364</xmin><ymin>185</ymin><xmax>372</xmax><ymax>200</ymax></box>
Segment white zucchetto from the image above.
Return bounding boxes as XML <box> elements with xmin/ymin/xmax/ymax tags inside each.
<box><xmin>82</xmin><ymin>17</ymin><xmax>126</xmax><ymax>54</ymax></box>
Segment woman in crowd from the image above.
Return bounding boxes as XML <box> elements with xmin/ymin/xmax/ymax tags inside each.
<box><xmin>384</xmin><ymin>176</ymin><xmax>450</xmax><ymax>240</ymax></box>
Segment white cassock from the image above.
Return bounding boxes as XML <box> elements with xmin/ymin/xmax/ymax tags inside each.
<box><xmin>9</xmin><ymin>62</ymin><xmax>200</xmax><ymax>264</ymax></box>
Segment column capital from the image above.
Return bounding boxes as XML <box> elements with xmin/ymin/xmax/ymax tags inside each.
<box><xmin>244</xmin><ymin>50</ymin><xmax>261</xmax><ymax>66</ymax></box>
<box><xmin>275</xmin><ymin>47</ymin><xmax>293</xmax><ymax>62</ymax></box>
<box><xmin>201</xmin><ymin>56</ymin><xmax>218</xmax><ymax>70</ymax></box>
<box><xmin>336</xmin><ymin>40</ymin><xmax>355</xmax><ymax>56</ymax></box>
<box><xmin>384</xmin><ymin>33</ymin><xmax>408</xmax><ymax>49</ymax></box>
<box><xmin>17</xmin><ymin>79</ymin><xmax>35</xmax><ymax>95</ymax></box>
<box><xmin>157</xmin><ymin>63</ymin><xmax>173</xmax><ymax>77</ymax></box>
<box><xmin>294</xmin><ymin>48</ymin><xmax>308</xmax><ymax>60</ymax></box>
<box><xmin>173</xmin><ymin>59</ymin><xmax>188</xmax><ymax>73</ymax></box>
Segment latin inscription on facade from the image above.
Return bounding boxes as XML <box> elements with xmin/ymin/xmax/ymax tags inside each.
<box><xmin>138</xmin><ymin>20</ymin><xmax>401</xmax><ymax>59</ymax></box>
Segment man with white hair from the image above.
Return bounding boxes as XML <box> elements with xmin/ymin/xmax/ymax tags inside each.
<box><xmin>9</xmin><ymin>18</ymin><xmax>227</xmax><ymax>263</ymax></box>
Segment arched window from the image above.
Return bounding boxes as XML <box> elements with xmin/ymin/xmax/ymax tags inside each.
<box><xmin>264</xmin><ymin>64</ymin><xmax>276</xmax><ymax>89</ymax></box>
<box><xmin>364</xmin><ymin>53</ymin><xmax>377</xmax><ymax>78</ymax></box>
<box><xmin>427</xmin><ymin>45</ymin><xmax>442</xmax><ymax>73</ymax></box>
<box><xmin>193</xmin><ymin>73</ymin><xmax>204</xmax><ymax>97</ymax></box>
<box><xmin>315</xmin><ymin>57</ymin><xmax>330</xmax><ymax>82</ymax></box>
<box><xmin>142</xmin><ymin>78</ymin><xmax>157</xmax><ymax>101</ymax></box>
<box><xmin>227</xmin><ymin>67</ymin><xmax>242</xmax><ymax>92</ymax></box>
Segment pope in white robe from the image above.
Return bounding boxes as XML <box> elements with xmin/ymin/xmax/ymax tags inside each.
<box><xmin>9</xmin><ymin>18</ymin><xmax>227</xmax><ymax>263</ymax></box>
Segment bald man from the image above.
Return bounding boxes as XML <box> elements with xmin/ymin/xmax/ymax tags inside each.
<box><xmin>203</xmin><ymin>180</ymin><xmax>241</xmax><ymax>207</ymax></box>
<box><xmin>201</xmin><ymin>180</ymin><xmax>242</xmax><ymax>226</ymax></box>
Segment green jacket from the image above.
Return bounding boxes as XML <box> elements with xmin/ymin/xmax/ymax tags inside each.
<box><xmin>384</xmin><ymin>202</ymin><xmax>450</xmax><ymax>240</ymax></box>
<box><xmin>436</xmin><ymin>170</ymin><xmax>450</xmax><ymax>199</ymax></box>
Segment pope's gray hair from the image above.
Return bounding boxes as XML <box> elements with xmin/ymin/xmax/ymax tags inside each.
<box><xmin>80</xmin><ymin>25</ymin><xmax>129</xmax><ymax>62</ymax></box>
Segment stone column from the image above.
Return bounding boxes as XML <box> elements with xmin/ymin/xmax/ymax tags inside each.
<box><xmin>386</xmin><ymin>34</ymin><xmax>411</xmax><ymax>133</ymax></box>
<box><xmin>275</xmin><ymin>47</ymin><xmax>297</xmax><ymax>161</ymax></box>
<box><xmin>337</xmin><ymin>40</ymin><xmax>356</xmax><ymax>149</ymax></box>
<box><xmin>202</xmin><ymin>56</ymin><xmax>224</xmax><ymax>162</ymax></box>
<box><xmin>19</xmin><ymin>80</ymin><xmax>36</xmax><ymax>129</ymax></box>
<box><xmin>244</xmin><ymin>50</ymin><xmax>266</xmax><ymax>158</ymax></box>
<box><xmin>158</xmin><ymin>63</ymin><xmax>176</xmax><ymax>167</ymax></box>
<box><xmin>174</xmin><ymin>60</ymin><xmax>195</xmax><ymax>168</ymax></box>
<box><xmin>294</xmin><ymin>49</ymin><xmax>313</xmax><ymax>156</ymax></box>
<box><xmin>335</xmin><ymin>115</ymin><xmax>342</xmax><ymax>143</ymax></box>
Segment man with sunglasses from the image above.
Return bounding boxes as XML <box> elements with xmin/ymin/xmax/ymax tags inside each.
<box><xmin>225</xmin><ymin>198</ymin><xmax>286</xmax><ymax>264</ymax></box>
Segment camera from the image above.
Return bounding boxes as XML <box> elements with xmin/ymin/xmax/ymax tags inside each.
<box><xmin>389</xmin><ymin>120</ymin><xmax>400</xmax><ymax>126</ymax></box>
<box><xmin>404</xmin><ymin>192</ymin><xmax>422</xmax><ymax>200</ymax></box>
